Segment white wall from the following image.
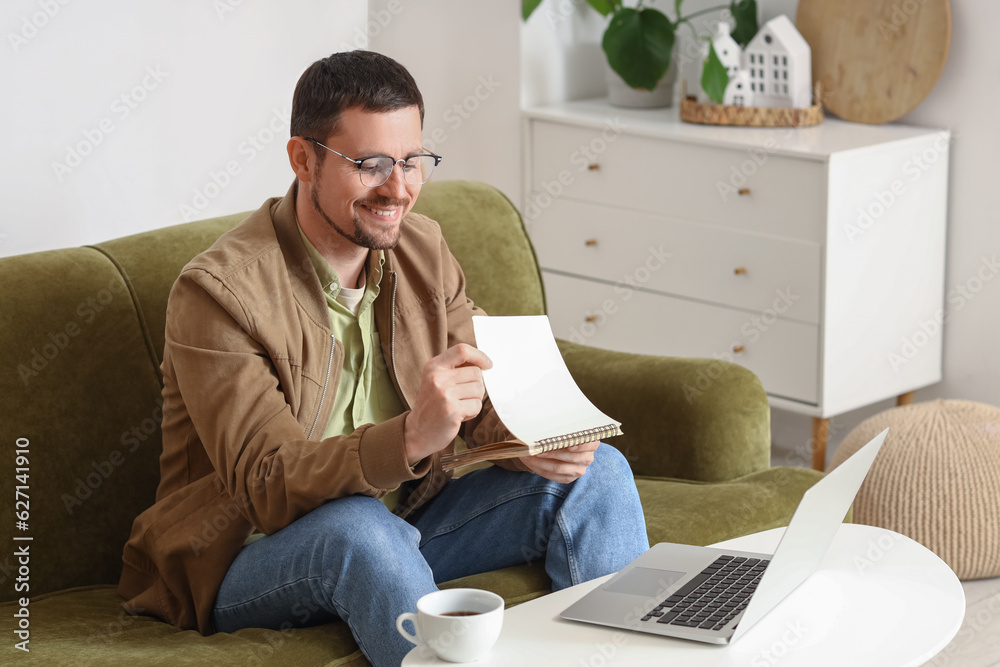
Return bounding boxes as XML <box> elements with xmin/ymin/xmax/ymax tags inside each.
<box><xmin>521</xmin><ymin>0</ymin><xmax>606</xmax><ymax>109</ymax></box>
<box><xmin>368</xmin><ymin>0</ymin><xmax>522</xmax><ymax>205</ymax></box>
<box><xmin>0</xmin><ymin>0</ymin><xmax>366</xmax><ymax>258</ymax></box>
<box><xmin>521</xmin><ymin>0</ymin><xmax>1000</xmax><ymax>463</ymax></box>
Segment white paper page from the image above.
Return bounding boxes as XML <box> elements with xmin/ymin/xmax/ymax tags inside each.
<box><xmin>473</xmin><ymin>315</ymin><xmax>620</xmax><ymax>444</ymax></box>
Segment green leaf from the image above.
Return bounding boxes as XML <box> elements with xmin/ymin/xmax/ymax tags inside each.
<box><xmin>729</xmin><ymin>0</ymin><xmax>759</xmax><ymax>48</ymax></box>
<box><xmin>701</xmin><ymin>39</ymin><xmax>730</xmax><ymax>104</ymax></box>
<box><xmin>585</xmin><ymin>0</ymin><xmax>617</xmax><ymax>16</ymax></box>
<box><xmin>522</xmin><ymin>0</ymin><xmax>544</xmax><ymax>21</ymax></box>
<box><xmin>602</xmin><ymin>7</ymin><xmax>676</xmax><ymax>91</ymax></box>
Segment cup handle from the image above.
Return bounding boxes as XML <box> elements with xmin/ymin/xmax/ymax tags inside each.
<box><xmin>396</xmin><ymin>612</ymin><xmax>421</xmax><ymax>646</ymax></box>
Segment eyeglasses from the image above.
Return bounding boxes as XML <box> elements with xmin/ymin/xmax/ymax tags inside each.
<box><xmin>305</xmin><ymin>138</ymin><xmax>442</xmax><ymax>187</ymax></box>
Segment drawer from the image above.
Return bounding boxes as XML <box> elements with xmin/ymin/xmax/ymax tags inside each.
<box><xmin>544</xmin><ymin>272</ymin><xmax>819</xmax><ymax>404</ymax></box>
<box><xmin>529</xmin><ymin>198</ymin><xmax>820</xmax><ymax>324</ymax></box>
<box><xmin>528</xmin><ymin>120</ymin><xmax>827</xmax><ymax>243</ymax></box>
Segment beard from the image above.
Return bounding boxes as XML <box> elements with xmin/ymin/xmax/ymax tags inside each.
<box><xmin>310</xmin><ymin>179</ymin><xmax>406</xmax><ymax>251</ymax></box>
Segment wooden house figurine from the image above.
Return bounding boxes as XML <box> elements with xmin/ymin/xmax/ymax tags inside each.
<box><xmin>744</xmin><ymin>14</ymin><xmax>812</xmax><ymax>108</ymax></box>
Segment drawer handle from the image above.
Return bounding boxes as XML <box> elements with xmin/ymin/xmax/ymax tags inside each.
<box><xmin>738</xmin><ymin>188</ymin><xmax>750</xmax><ymax>196</ymax></box>
<box><xmin>732</xmin><ymin>344</ymin><xmax>746</xmax><ymax>354</ymax></box>
<box><xmin>585</xmin><ymin>315</ymin><xmax>599</xmax><ymax>323</ymax></box>
<box><xmin>585</xmin><ymin>239</ymin><xmax>599</xmax><ymax>247</ymax></box>
<box><xmin>587</xmin><ymin>163</ymin><xmax>601</xmax><ymax>171</ymax></box>
<box><xmin>734</xmin><ymin>267</ymin><xmax>748</xmax><ymax>275</ymax></box>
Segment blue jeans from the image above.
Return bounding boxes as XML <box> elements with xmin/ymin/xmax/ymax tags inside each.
<box><xmin>212</xmin><ymin>443</ymin><xmax>648</xmax><ymax>667</ymax></box>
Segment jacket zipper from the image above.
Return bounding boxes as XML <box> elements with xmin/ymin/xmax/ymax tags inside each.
<box><xmin>390</xmin><ymin>272</ymin><xmax>412</xmax><ymax>409</ymax></box>
<box><xmin>308</xmin><ymin>333</ymin><xmax>336</xmax><ymax>440</ymax></box>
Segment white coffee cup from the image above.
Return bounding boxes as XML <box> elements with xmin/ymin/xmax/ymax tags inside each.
<box><xmin>396</xmin><ymin>588</ymin><xmax>504</xmax><ymax>662</ymax></box>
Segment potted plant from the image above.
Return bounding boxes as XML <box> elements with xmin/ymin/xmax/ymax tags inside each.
<box><xmin>522</xmin><ymin>0</ymin><xmax>759</xmax><ymax>108</ymax></box>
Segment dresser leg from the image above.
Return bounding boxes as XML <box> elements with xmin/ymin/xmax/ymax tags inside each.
<box><xmin>811</xmin><ymin>417</ymin><xmax>829</xmax><ymax>472</ymax></box>
<box><xmin>897</xmin><ymin>391</ymin><xmax>915</xmax><ymax>406</ymax></box>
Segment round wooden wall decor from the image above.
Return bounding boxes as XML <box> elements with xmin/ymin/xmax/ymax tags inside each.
<box><xmin>796</xmin><ymin>0</ymin><xmax>951</xmax><ymax>124</ymax></box>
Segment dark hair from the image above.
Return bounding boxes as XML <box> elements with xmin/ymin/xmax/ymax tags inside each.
<box><xmin>290</xmin><ymin>50</ymin><xmax>424</xmax><ymax>151</ymax></box>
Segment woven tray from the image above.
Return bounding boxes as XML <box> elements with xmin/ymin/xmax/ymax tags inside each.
<box><xmin>680</xmin><ymin>95</ymin><xmax>824</xmax><ymax>127</ymax></box>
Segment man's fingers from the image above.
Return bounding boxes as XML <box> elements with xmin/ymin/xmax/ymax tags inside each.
<box><xmin>452</xmin><ymin>365</ymin><xmax>485</xmax><ymax>386</ymax></box>
<box><xmin>457</xmin><ymin>396</ymin><xmax>488</xmax><ymax>422</ymax></box>
<box><xmin>428</xmin><ymin>367</ymin><xmax>485</xmax><ymax>404</ymax></box>
<box><xmin>520</xmin><ymin>455</ymin><xmax>585</xmax><ymax>483</ymax></box>
<box><xmin>425</xmin><ymin>362</ymin><xmax>484</xmax><ymax>392</ymax></box>
<box><xmin>441</xmin><ymin>343</ymin><xmax>492</xmax><ymax>370</ymax></box>
<box><xmin>521</xmin><ymin>442</ymin><xmax>602</xmax><ymax>482</ymax></box>
<box><xmin>532</xmin><ymin>446</ymin><xmax>596</xmax><ymax>466</ymax></box>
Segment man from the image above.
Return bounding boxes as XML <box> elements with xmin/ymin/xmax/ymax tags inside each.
<box><xmin>118</xmin><ymin>50</ymin><xmax>648</xmax><ymax>666</ymax></box>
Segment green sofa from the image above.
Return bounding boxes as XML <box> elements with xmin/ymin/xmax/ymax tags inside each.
<box><xmin>0</xmin><ymin>180</ymin><xmax>822</xmax><ymax>665</ymax></box>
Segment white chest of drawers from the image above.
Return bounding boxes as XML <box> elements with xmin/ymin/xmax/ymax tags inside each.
<box><xmin>522</xmin><ymin>99</ymin><xmax>949</xmax><ymax>467</ymax></box>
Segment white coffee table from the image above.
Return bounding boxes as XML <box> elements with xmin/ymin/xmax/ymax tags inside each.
<box><xmin>404</xmin><ymin>523</ymin><xmax>965</xmax><ymax>666</ymax></box>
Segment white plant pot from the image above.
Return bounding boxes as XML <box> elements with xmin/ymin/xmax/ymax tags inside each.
<box><xmin>605</xmin><ymin>55</ymin><xmax>678</xmax><ymax>108</ymax></box>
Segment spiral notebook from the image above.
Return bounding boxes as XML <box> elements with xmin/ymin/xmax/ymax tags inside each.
<box><xmin>440</xmin><ymin>315</ymin><xmax>622</xmax><ymax>472</ymax></box>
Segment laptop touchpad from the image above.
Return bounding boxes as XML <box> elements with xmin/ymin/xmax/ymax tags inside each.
<box><xmin>604</xmin><ymin>567</ymin><xmax>686</xmax><ymax>596</ymax></box>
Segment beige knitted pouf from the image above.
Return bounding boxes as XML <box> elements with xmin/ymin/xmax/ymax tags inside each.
<box><xmin>830</xmin><ymin>399</ymin><xmax>1000</xmax><ymax>580</ymax></box>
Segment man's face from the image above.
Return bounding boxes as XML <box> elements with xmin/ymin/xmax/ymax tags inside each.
<box><xmin>309</xmin><ymin>106</ymin><xmax>424</xmax><ymax>250</ymax></box>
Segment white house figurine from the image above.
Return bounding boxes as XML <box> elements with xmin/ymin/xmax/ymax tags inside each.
<box><xmin>744</xmin><ymin>14</ymin><xmax>812</xmax><ymax>108</ymax></box>
<box><xmin>723</xmin><ymin>70</ymin><xmax>754</xmax><ymax>107</ymax></box>
<box><xmin>712</xmin><ymin>22</ymin><xmax>742</xmax><ymax>78</ymax></box>
<box><xmin>694</xmin><ymin>15</ymin><xmax>813</xmax><ymax>109</ymax></box>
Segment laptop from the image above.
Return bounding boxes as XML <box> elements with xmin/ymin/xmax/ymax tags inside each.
<box><xmin>561</xmin><ymin>428</ymin><xmax>888</xmax><ymax>644</ymax></box>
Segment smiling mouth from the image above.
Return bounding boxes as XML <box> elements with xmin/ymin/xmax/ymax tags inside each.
<box><xmin>359</xmin><ymin>199</ymin><xmax>408</xmax><ymax>221</ymax></box>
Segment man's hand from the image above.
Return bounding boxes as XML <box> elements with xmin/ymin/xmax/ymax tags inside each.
<box><xmin>404</xmin><ymin>343</ymin><xmax>492</xmax><ymax>466</ymax></box>
<box><xmin>519</xmin><ymin>441</ymin><xmax>599</xmax><ymax>483</ymax></box>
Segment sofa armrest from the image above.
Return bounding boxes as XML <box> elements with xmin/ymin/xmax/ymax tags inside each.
<box><xmin>557</xmin><ymin>339</ymin><xmax>771</xmax><ymax>482</ymax></box>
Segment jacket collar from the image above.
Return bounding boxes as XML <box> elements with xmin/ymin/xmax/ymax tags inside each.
<box><xmin>270</xmin><ymin>180</ymin><xmax>330</xmax><ymax>331</ymax></box>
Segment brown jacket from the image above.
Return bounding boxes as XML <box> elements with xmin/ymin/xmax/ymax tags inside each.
<box><xmin>118</xmin><ymin>182</ymin><xmax>516</xmax><ymax>633</ymax></box>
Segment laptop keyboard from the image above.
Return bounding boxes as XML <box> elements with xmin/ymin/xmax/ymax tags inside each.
<box><xmin>640</xmin><ymin>555</ymin><xmax>770</xmax><ymax>631</ymax></box>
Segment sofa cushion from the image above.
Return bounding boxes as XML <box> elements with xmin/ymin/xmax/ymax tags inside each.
<box><xmin>0</xmin><ymin>248</ymin><xmax>164</xmax><ymax>599</ymax></box>
<box><xmin>637</xmin><ymin>466</ymin><xmax>825</xmax><ymax>547</ymax></box>
<box><xmin>411</xmin><ymin>179</ymin><xmax>546</xmax><ymax>318</ymax></box>
<box><xmin>0</xmin><ymin>564</ymin><xmax>550</xmax><ymax>667</ymax></box>
<box><xmin>92</xmin><ymin>212</ymin><xmax>247</xmax><ymax>370</ymax></box>
<box><xmin>1</xmin><ymin>585</ymin><xmax>363</xmax><ymax>667</ymax></box>
<box><xmin>557</xmin><ymin>341</ymin><xmax>773</xmax><ymax>483</ymax></box>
